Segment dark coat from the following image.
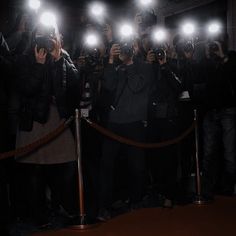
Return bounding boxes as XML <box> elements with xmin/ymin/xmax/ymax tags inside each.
<box><xmin>149</xmin><ymin>63</ymin><xmax>183</xmax><ymax>119</ymax></box>
<box><xmin>14</xmin><ymin>49</ymin><xmax>80</xmax><ymax>131</ymax></box>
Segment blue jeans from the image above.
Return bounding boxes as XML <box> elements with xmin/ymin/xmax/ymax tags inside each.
<box><xmin>202</xmin><ymin>107</ymin><xmax>236</xmax><ymax>196</ymax></box>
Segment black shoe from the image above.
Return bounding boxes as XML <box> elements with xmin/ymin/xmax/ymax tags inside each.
<box><xmin>96</xmin><ymin>208</ymin><xmax>111</xmax><ymax>222</ymax></box>
<box><xmin>162</xmin><ymin>198</ymin><xmax>173</xmax><ymax>209</ymax></box>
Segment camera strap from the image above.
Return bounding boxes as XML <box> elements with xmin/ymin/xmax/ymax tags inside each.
<box><xmin>62</xmin><ymin>59</ymin><xmax>67</xmax><ymax>89</ymax></box>
<box><xmin>110</xmin><ymin>66</ymin><xmax>128</xmax><ymax>111</ymax></box>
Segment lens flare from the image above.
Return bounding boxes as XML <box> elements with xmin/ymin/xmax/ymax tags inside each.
<box><xmin>153</xmin><ymin>28</ymin><xmax>167</xmax><ymax>42</ymax></box>
<box><xmin>40</xmin><ymin>12</ymin><xmax>57</xmax><ymax>27</ymax></box>
<box><xmin>208</xmin><ymin>22</ymin><xmax>221</xmax><ymax>35</ymax></box>
<box><xmin>85</xmin><ymin>33</ymin><xmax>99</xmax><ymax>47</ymax></box>
<box><xmin>29</xmin><ymin>0</ymin><xmax>41</xmax><ymax>10</ymax></box>
<box><xmin>120</xmin><ymin>24</ymin><xmax>134</xmax><ymax>38</ymax></box>
<box><xmin>182</xmin><ymin>22</ymin><xmax>196</xmax><ymax>35</ymax></box>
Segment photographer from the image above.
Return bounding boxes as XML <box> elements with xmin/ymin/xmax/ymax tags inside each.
<box><xmin>146</xmin><ymin>47</ymin><xmax>183</xmax><ymax>208</ymax></box>
<box><xmin>201</xmin><ymin>40</ymin><xmax>236</xmax><ymax>199</ymax></box>
<box><xmin>13</xmin><ymin>24</ymin><xmax>80</xmax><ymax>227</ymax></box>
<box><xmin>76</xmin><ymin>36</ymin><xmax>106</xmax><ymax>220</ymax></box>
<box><xmin>0</xmin><ymin>32</ymin><xmax>12</xmax><ymax>236</ymax></box>
<box><xmin>97</xmin><ymin>41</ymin><xmax>154</xmax><ymax>221</ymax></box>
<box><xmin>6</xmin><ymin>12</ymin><xmax>32</xmax><ymax>55</ymax></box>
<box><xmin>172</xmin><ymin>35</ymin><xmax>202</xmax><ymax>203</ymax></box>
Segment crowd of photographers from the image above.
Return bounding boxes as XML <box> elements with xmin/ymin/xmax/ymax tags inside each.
<box><xmin>0</xmin><ymin>5</ymin><xmax>236</xmax><ymax>235</ymax></box>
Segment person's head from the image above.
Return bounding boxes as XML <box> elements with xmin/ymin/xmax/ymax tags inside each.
<box><xmin>173</xmin><ymin>34</ymin><xmax>194</xmax><ymax>59</ymax></box>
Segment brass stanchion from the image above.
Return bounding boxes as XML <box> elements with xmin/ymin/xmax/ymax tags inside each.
<box><xmin>193</xmin><ymin>109</ymin><xmax>208</xmax><ymax>205</ymax></box>
<box><xmin>70</xmin><ymin>109</ymin><xmax>99</xmax><ymax>230</ymax></box>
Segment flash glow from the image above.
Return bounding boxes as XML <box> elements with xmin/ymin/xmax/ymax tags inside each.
<box><xmin>85</xmin><ymin>33</ymin><xmax>99</xmax><ymax>47</ymax></box>
<box><xmin>40</xmin><ymin>12</ymin><xmax>57</xmax><ymax>27</ymax></box>
<box><xmin>182</xmin><ymin>22</ymin><xmax>196</xmax><ymax>35</ymax></box>
<box><xmin>29</xmin><ymin>0</ymin><xmax>41</xmax><ymax>10</ymax></box>
<box><xmin>153</xmin><ymin>29</ymin><xmax>167</xmax><ymax>42</ymax></box>
<box><xmin>120</xmin><ymin>24</ymin><xmax>134</xmax><ymax>38</ymax></box>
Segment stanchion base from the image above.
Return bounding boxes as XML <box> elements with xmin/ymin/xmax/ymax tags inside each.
<box><xmin>193</xmin><ymin>195</ymin><xmax>211</xmax><ymax>205</ymax></box>
<box><xmin>69</xmin><ymin>216</ymin><xmax>100</xmax><ymax>231</ymax></box>
<box><xmin>69</xmin><ymin>224</ymin><xmax>99</xmax><ymax>230</ymax></box>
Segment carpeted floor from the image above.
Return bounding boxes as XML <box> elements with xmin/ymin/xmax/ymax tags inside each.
<box><xmin>32</xmin><ymin>196</ymin><xmax>236</xmax><ymax>236</ymax></box>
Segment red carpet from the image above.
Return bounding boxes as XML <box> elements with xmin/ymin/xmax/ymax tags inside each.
<box><xmin>33</xmin><ymin>196</ymin><xmax>236</xmax><ymax>236</ymax></box>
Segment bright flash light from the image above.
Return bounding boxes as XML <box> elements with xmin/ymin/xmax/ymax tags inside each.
<box><xmin>182</xmin><ymin>22</ymin><xmax>196</xmax><ymax>35</ymax></box>
<box><xmin>139</xmin><ymin>0</ymin><xmax>153</xmax><ymax>7</ymax></box>
<box><xmin>29</xmin><ymin>0</ymin><xmax>41</xmax><ymax>10</ymax></box>
<box><xmin>208</xmin><ymin>22</ymin><xmax>221</xmax><ymax>35</ymax></box>
<box><xmin>40</xmin><ymin>12</ymin><xmax>57</xmax><ymax>27</ymax></box>
<box><xmin>120</xmin><ymin>24</ymin><xmax>134</xmax><ymax>38</ymax></box>
<box><xmin>89</xmin><ymin>2</ymin><xmax>105</xmax><ymax>18</ymax></box>
<box><xmin>85</xmin><ymin>33</ymin><xmax>99</xmax><ymax>47</ymax></box>
<box><xmin>153</xmin><ymin>29</ymin><xmax>167</xmax><ymax>42</ymax></box>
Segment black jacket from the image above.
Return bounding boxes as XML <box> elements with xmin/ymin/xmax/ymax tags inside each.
<box><xmin>202</xmin><ymin>56</ymin><xmax>236</xmax><ymax>110</ymax></box>
<box><xmin>149</xmin><ymin>63</ymin><xmax>183</xmax><ymax>119</ymax></box>
<box><xmin>15</xmin><ymin>49</ymin><xmax>80</xmax><ymax>131</ymax></box>
<box><xmin>102</xmin><ymin>62</ymin><xmax>154</xmax><ymax>124</ymax></box>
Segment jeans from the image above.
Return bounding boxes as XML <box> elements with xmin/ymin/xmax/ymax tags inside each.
<box><xmin>202</xmin><ymin>107</ymin><xmax>236</xmax><ymax>196</ymax></box>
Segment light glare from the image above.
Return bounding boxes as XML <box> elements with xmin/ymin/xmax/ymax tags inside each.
<box><xmin>29</xmin><ymin>0</ymin><xmax>41</xmax><ymax>10</ymax></box>
<box><xmin>40</xmin><ymin>12</ymin><xmax>57</xmax><ymax>27</ymax></box>
<box><xmin>153</xmin><ymin>29</ymin><xmax>167</xmax><ymax>42</ymax></box>
<box><xmin>90</xmin><ymin>2</ymin><xmax>105</xmax><ymax>17</ymax></box>
<box><xmin>208</xmin><ymin>22</ymin><xmax>221</xmax><ymax>34</ymax></box>
<box><xmin>139</xmin><ymin>0</ymin><xmax>153</xmax><ymax>7</ymax></box>
<box><xmin>120</xmin><ymin>24</ymin><xmax>134</xmax><ymax>38</ymax></box>
<box><xmin>85</xmin><ymin>34</ymin><xmax>99</xmax><ymax>47</ymax></box>
<box><xmin>182</xmin><ymin>23</ymin><xmax>195</xmax><ymax>35</ymax></box>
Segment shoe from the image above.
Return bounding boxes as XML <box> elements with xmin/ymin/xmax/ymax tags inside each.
<box><xmin>96</xmin><ymin>208</ymin><xmax>111</xmax><ymax>222</ymax></box>
<box><xmin>163</xmin><ymin>198</ymin><xmax>173</xmax><ymax>208</ymax></box>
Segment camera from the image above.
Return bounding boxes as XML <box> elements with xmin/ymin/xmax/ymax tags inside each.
<box><xmin>84</xmin><ymin>47</ymin><xmax>100</xmax><ymax>69</ymax></box>
<box><xmin>120</xmin><ymin>41</ymin><xmax>133</xmax><ymax>57</ymax></box>
<box><xmin>153</xmin><ymin>48</ymin><xmax>166</xmax><ymax>60</ymax></box>
<box><xmin>35</xmin><ymin>27</ymin><xmax>55</xmax><ymax>52</ymax></box>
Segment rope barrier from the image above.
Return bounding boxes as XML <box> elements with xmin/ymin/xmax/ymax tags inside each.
<box><xmin>0</xmin><ymin>116</ymin><xmax>195</xmax><ymax>161</ymax></box>
<box><xmin>84</xmin><ymin>118</ymin><xmax>196</xmax><ymax>149</ymax></box>
<box><xmin>0</xmin><ymin>116</ymin><xmax>74</xmax><ymax>161</ymax></box>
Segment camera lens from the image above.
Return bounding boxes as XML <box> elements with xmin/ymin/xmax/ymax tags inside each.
<box><xmin>153</xmin><ymin>48</ymin><xmax>165</xmax><ymax>60</ymax></box>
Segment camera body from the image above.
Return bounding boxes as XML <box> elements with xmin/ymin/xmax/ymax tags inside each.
<box><xmin>84</xmin><ymin>47</ymin><xmax>100</xmax><ymax>69</ymax></box>
<box><xmin>35</xmin><ymin>36</ymin><xmax>54</xmax><ymax>52</ymax></box>
<box><xmin>120</xmin><ymin>41</ymin><xmax>133</xmax><ymax>57</ymax></box>
<box><xmin>35</xmin><ymin>27</ymin><xmax>55</xmax><ymax>52</ymax></box>
<box><xmin>152</xmin><ymin>48</ymin><xmax>166</xmax><ymax>60</ymax></box>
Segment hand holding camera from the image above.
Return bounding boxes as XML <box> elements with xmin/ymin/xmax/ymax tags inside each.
<box><xmin>146</xmin><ymin>49</ymin><xmax>155</xmax><ymax>64</ymax></box>
<box><xmin>146</xmin><ymin>48</ymin><xmax>167</xmax><ymax>65</ymax></box>
<box><xmin>109</xmin><ymin>44</ymin><xmax>121</xmax><ymax>63</ymax></box>
<box><xmin>35</xmin><ymin>45</ymin><xmax>47</xmax><ymax>64</ymax></box>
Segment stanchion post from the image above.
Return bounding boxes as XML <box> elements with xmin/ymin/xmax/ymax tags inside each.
<box><xmin>193</xmin><ymin>109</ymin><xmax>208</xmax><ymax>205</ymax></box>
<box><xmin>70</xmin><ymin>109</ymin><xmax>98</xmax><ymax>229</ymax></box>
